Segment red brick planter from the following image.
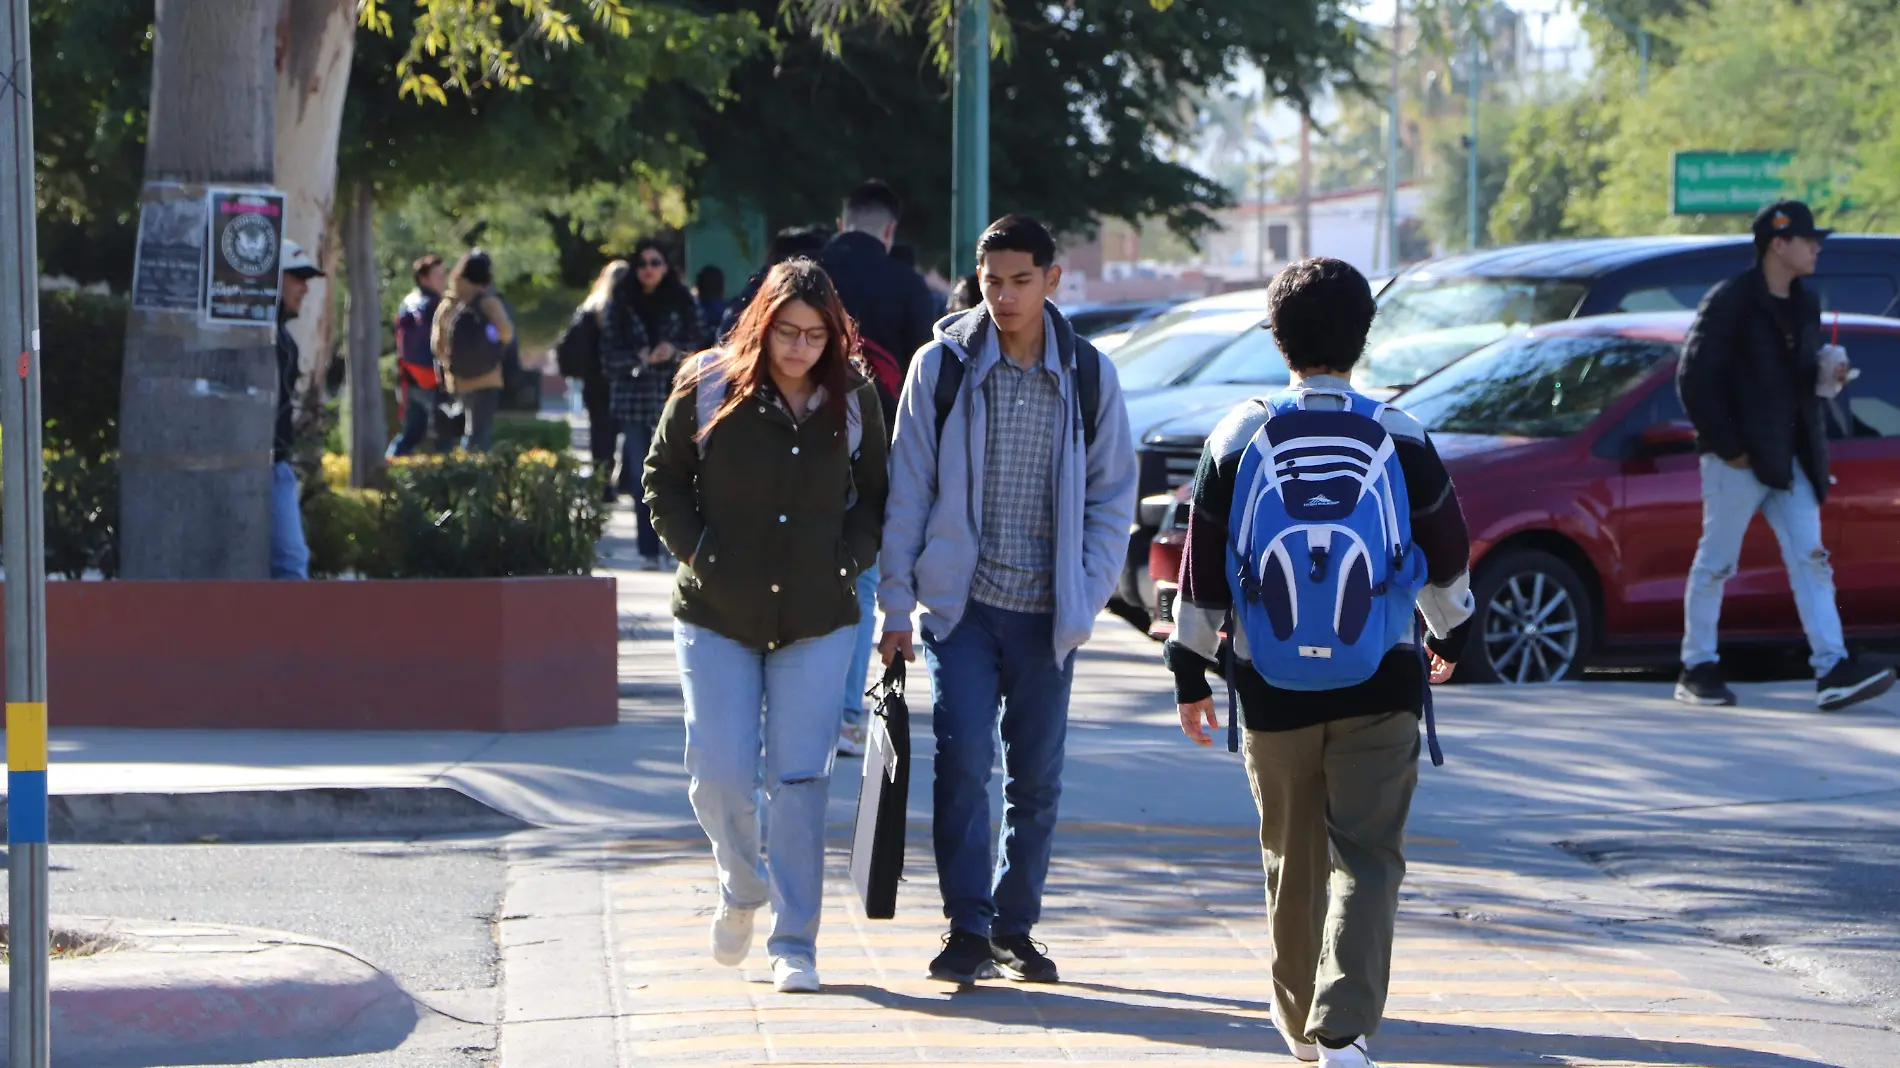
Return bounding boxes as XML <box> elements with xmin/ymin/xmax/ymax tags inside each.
<box><xmin>0</xmin><ymin>578</ymin><xmax>617</xmax><ymax>731</ymax></box>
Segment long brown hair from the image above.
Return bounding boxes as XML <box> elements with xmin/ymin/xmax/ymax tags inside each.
<box><xmin>677</xmin><ymin>258</ymin><xmax>860</xmax><ymax>447</ymax></box>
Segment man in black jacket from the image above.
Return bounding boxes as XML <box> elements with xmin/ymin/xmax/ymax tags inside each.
<box><xmin>1675</xmin><ymin>200</ymin><xmax>1894</xmax><ymax>711</ymax></box>
<box><xmin>821</xmin><ymin>180</ymin><xmax>939</xmax><ymax>375</ymax></box>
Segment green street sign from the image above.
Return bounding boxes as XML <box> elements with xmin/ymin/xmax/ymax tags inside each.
<box><xmin>1672</xmin><ymin>150</ymin><xmax>1795</xmax><ymax>215</ymax></box>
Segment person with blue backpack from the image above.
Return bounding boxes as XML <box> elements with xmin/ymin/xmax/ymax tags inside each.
<box><xmin>1164</xmin><ymin>258</ymin><xmax>1475</xmax><ymax>1068</ymax></box>
<box><xmin>878</xmin><ymin>215</ymin><xmax>1138</xmax><ymax>987</ymax></box>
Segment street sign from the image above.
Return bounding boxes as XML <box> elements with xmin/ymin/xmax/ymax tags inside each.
<box><xmin>1671</xmin><ymin>150</ymin><xmax>1794</xmax><ymax>215</ymax></box>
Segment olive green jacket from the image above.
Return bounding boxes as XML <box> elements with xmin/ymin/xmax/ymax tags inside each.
<box><xmin>644</xmin><ymin>375</ymin><xmax>888</xmax><ymax>650</ymax></box>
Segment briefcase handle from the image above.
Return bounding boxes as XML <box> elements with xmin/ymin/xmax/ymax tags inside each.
<box><xmin>868</xmin><ymin>658</ymin><xmax>905</xmax><ymax>706</ymax></box>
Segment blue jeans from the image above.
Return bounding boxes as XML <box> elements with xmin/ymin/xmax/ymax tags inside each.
<box><xmin>270</xmin><ymin>461</ymin><xmax>309</xmax><ymax>580</ymax></box>
<box><xmin>1683</xmin><ymin>454</ymin><xmax>1846</xmax><ymax>676</ymax></box>
<box><xmin>388</xmin><ymin>380</ymin><xmax>435</xmax><ymax>458</ymax></box>
<box><xmin>677</xmin><ymin>620</ymin><xmax>856</xmax><ymax>961</ymax></box>
<box><xmin>841</xmin><ymin>564</ymin><xmax>880</xmax><ymax>730</ymax></box>
<box><xmin>461</xmin><ymin>388</ymin><xmax>500</xmax><ymax>452</ymax></box>
<box><xmin>621</xmin><ymin>417</ymin><xmax>660</xmax><ymax>558</ymax></box>
<box><xmin>923</xmin><ymin>601</ymin><xmax>1075</xmax><ymax>938</ymax></box>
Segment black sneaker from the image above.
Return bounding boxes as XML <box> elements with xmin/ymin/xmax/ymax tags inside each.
<box><xmin>1818</xmin><ymin>659</ymin><xmax>1896</xmax><ymax>712</ymax></box>
<box><xmin>991</xmin><ymin>934</ymin><xmax>1059</xmax><ymax>983</ymax></box>
<box><xmin>1674</xmin><ymin>663</ymin><xmax>1736</xmax><ymax>707</ymax></box>
<box><xmin>928</xmin><ymin>930</ymin><xmax>997</xmax><ymax>984</ymax></box>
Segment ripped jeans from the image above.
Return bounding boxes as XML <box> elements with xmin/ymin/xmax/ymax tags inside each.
<box><xmin>1682</xmin><ymin>454</ymin><xmax>1846</xmax><ymax>677</ymax></box>
<box><xmin>677</xmin><ymin>620</ymin><xmax>856</xmax><ymax>961</ymax></box>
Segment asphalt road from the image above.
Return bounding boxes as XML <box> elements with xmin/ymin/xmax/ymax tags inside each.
<box><xmin>21</xmin><ymin>836</ymin><xmax>507</xmax><ymax>1067</ymax></box>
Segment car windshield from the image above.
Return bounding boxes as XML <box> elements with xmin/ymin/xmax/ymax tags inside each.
<box><xmin>1359</xmin><ymin>276</ymin><xmax>1589</xmax><ymax>390</ymax></box>
<box><xmin>1111</xmin><ymin>312</ymin><xmax>1268</xmax><ymax>391</ymax></box>
<box><xmin>1187</xmin><ymin>324</ymin><xmax>1291</xmax><ymax>386</ymax></box>
<box><xmin>1400</xmin><ymin>332</ymin><xmax>1676</xmax><ymax>438</ymax></box>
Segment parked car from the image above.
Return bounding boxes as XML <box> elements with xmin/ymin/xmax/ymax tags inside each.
<box><xmin>1063</xmin><ymin>300</ymin><xmax>1178</xmax><ymax>346</ymax></box>
<box><xmin>1149</xmin><ymin>312</ymin><xmax>1900</xmax><ymax>681</ymax></box>
<box><xmin>1129</xmin><ymin>235</ymin><xmax>1900</xmax><ymax>636</ymax></box>
<box><xmin>1358</xmin><ymin>234</ymin><xmax>1900</xmax><ymax>394</ymax></box>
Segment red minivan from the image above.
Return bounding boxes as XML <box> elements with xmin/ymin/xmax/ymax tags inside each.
<box><xmin>1149</xmin><ymin>312</ymin><xmax>1900</xmax><ymax>682</ymax></box>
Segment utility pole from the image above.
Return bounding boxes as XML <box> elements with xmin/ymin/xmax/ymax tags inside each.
<box><xmin>1383</xmin><ymin>0</ymin><xmax>1402</xmax><ymax>272</ymax></box>
<box><xmin>950</xmin><ymin>0</ymin><xmax>990</xmax><ymax>277</ymax></box>
<box><xmin>1255</xmin><ymin>160</ymin><xmax>1268</xmax><ymax>281</ymax></box>
<box><xmin>0</xmin><ymin>0</ymin><xmax>51</xmax><ymax>1063</ymax></box>
<box><xmin>1297</xmin><ymin>114</ymin><xmax>1313</xmax><ymax>260</ymax></box>
<box><xmin>1467</xmin><ymin>23</ymin><xmax>1482</xmax><ymax>251</ymax></box>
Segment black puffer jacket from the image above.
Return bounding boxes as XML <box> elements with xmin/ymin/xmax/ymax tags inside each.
<box><xmin>1677</xmin><ymin>267</ymin><xmax>1829</xmax><ymax>501</ymax></box>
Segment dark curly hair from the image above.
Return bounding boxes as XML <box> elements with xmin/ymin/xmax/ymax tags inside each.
<box><xmin>1266</xmin><ymin>257</ymin><xmax>1378</xmax><ymax>375</ymax></box>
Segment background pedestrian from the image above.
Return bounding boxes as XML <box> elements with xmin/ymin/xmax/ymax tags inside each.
<box><xmin>557</xmin><ymin>260</ymin><xmax>631</xmax><ymax>501</ymax></box>
<box><xmin>603</xmin><ymin>238</ymin><xmax>704</xmax><ymax>567</ymax></box>
<box><xmin>432</xmin><ymin>249</ymin><xmax>514</xmax><ymax>453</ymax></box>
<box><xmin>389</xmin><ymin>254</ymin><xmax>444</xmax><ymax>457</ymax></box>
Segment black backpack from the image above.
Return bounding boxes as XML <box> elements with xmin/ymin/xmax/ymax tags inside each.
<box><xmin>447</xmin><ymin>300</ymin><xmax>505</xmax><ymax>380</ymax></box>
<box><xmin>932</xmin><ymin>332</ymin><xmax>1104</xmax><ymax>449</ymax></box>
<box><xmin>555</xmin><ymin>308</ymin><xmax>602</xmax><ymax>380</ymax></box>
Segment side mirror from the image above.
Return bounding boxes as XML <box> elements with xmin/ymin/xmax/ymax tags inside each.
<box><xmin>1638</xmin><ymin>420</ymin><xmax>1698</xmax><ymax>455</ymax></box>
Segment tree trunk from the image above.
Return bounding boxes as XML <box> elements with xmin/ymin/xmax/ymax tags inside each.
<box><xmin>346</xmin><ymin>180</ymin><xmax>384</xmax><ymax>487</ymax></box>
<box><xmin>118</xmin><ymin>0</ymin><xmax>282</xmax><ymax>579</ymax></box>
<box><xmin>275</xmin><ymin>0</ymin><xmax>356</xmax><ymax>386</ymax></box>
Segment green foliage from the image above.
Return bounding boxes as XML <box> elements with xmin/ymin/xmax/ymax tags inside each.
<box><xmin>493</xmin><ymin>416</ymin><xmax>576</xmax><ymax>453</ymax></box>
<box><xmin>1421</xmin><ymin>104</ymin><xmax>1513</xmax><ymax>251</ymax></box>
<box><xmin>39</xmin><ymin>291</ymin><xmax>127</xmax><ymax>462</ymax></box>
<box><xmin>362</xmin><ymin>447</ymin><xmax>608</xmax><ymax>578</ymax></box>
<box><xmin>696</xmin><ymin>0</ymin><xmax>1366</xmax><ymax>269</ymax></box>
<box><xmin>302</xmin><ymin>483</ymin><xmax>384</xmax><ymax>579</ymax></box>
<box><xmin>1489</xmin><ymin>90</ymin><xmax>1615</xmax><ymax>245</ymax></box>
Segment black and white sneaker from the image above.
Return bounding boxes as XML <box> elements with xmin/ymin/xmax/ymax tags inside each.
<box><xmin>1818</xmin><ymin>659</ymin><xmax>1896</xmax><ymax>712</ymax></box>
<box><xmin>1674</xmin><ymin>663</ymin><xmax>1737</xmax><ymax>707</ymax></box>
<box><xmin>928</xmin><ymin>930</ymin><xmax>998</xmax><ymax>984</ymax></box>
<box><xmin>991</xmin><ymin>934</ymin><xmax>1060</xmax><ymax>983</ymax></box>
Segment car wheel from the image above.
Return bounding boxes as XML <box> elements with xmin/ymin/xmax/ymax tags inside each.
<box><xmin>1456</xmin><ymin>550</ymin><xmax>1594</xmax><ymax>685</ymax></box>
<box><xmin>1106</xmin><ymin>596</ymin><xmax>1153</xmax><ymax>636</ymax></box>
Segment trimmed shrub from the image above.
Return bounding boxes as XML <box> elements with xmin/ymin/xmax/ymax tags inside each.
<box><xmin>492</xmin><ymin>415</ymin><xmax>574</xmax><ymax>454</ymax></box>
<box><xmin>361</xmin><ymin>445</ymin><xmax>606</xmax><ymax>578</ymax></box>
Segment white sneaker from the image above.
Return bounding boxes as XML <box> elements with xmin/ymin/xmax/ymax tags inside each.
<box><xmin>709</xmin><ymin>903</ymin><xmax>757</xmax><ymax>967</ymax></box>
<box><xmin>1318</xmin><ymin>1037</ymin><xmax>1378</xmax><ymax>1067</ymax></box>
<box><xmin>1272</xmin><ymin>1005</ymin><xmax>1318</xmax><ymax>1062</ymax></box>
<box><xmin>836</xmin><ymin>720</ymin><xmax>867</xmax><ymax>758</ymax></box>
<box><xmin>772</xmin><ymin>954</ymin><xmax>820</xmax><ymax>993</ymax></box>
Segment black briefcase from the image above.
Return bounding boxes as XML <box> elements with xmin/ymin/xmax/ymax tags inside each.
<box><xmin>850</xmin><ymin>659</ymin><xmax>911</xmax><ymax>919</ymax></box>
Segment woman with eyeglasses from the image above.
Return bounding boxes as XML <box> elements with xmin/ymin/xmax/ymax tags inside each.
<box><xmin>602</xmin><ymin>238</ymin><xmax>705</xmax><ymax>567</ymax></box>
<box><xmin>643</xmin><ymin>258</ymin><xmax>889</xmax><ymax>994</ymax></box>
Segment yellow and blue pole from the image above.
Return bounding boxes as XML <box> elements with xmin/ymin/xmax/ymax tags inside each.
<box><xmin>2</xmin><ymin>0</ymin><xmax>52</xmax><ymax>1063</ymax></box>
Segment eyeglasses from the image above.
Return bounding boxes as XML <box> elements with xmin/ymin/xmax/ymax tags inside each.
<box><xmin>637</xmin><ymin>257</ymin><xmax>666</xmax><ymax>269</ymax></box>
<box><xmin>770</xmin><ymin>322</ymin><xmax>830</xmax><ymax>350</ymax></box>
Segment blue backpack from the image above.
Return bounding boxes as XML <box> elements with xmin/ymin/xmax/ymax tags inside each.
<box><xmin>1225</xmin><ymin>388</ymin><xmax>1434</xmax><ymax>737</ymax></box>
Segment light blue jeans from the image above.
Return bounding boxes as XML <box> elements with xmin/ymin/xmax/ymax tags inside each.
<box><xmin>840</xmin><ymin>564</ymin><xmax>880</xmax><ymax>732</ymax></box>
<box><xmin>677</xmin><ymin>620</ymin><xmax>856</xmax><ymax>961</ymax></box>
<box><xmin>270</xmin><ymin>461</ymin><xmax>309</xmax><ymax>580</ymax></box>
<box><xmin>1682</xmin><ymin>454</ymin><xmax>1845</xmax><ymax>676</ymax></box>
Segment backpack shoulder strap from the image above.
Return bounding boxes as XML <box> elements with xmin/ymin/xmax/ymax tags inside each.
<box><xmin>932</xmin><ymin>348</ymin><xmax>966</xmax><ymax>445</ymax></box>
<box><xmin>1075</xmin><ymin>341</ymin><xmax>1103</xmax><ymax>450</ymax></box>
<box><xmin>846</xmin><ymin>387</ymin><xmax>863</xmax><ymax>461</ymax></box>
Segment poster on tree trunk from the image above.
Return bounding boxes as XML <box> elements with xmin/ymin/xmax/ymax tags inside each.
<box><xmin>130</xmin><ymin>191</ymin><xmax>208</xmax><ymax>314</ymax></box>
<box><xmin>206</xmin><ymin>188</ymin><xmax>286</xmax><ymax>325</ymax></box>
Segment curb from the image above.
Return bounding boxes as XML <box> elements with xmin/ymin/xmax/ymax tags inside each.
<box><xmin>0</xmin><ymin>917</ymin><xmax>418</xmax><ymax>1067</ymax></box>
<box><xmin>0</xmin><ymin>786</ymin><xmax>533</xmax><ymax>844</ymax></box>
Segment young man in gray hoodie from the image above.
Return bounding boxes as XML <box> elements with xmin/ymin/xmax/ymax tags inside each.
<box><xmin>878</xmin><ymin>215</ymin><xmax>1139</xmax><ymax>985</ymax></box>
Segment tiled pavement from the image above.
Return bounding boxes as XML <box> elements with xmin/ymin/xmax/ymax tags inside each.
<box><xmin>604</xmin><ymin>823</ymin><xmax>1827</xmax><ymax>1067</ymax></box>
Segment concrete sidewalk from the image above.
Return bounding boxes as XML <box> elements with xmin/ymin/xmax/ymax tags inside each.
<box><xmin>8</xmin><ymin>507</ymin><xmax>1900</xmax><ymax>1065</ymax></box>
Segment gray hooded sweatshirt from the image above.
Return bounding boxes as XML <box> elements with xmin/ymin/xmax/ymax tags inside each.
<box><xmin>877</xmin><ymin>304</ymin><xmax>1139</xmax><ymax>667</ymax></box>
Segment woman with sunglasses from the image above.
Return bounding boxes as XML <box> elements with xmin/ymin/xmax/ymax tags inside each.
<box><xmin>602</xmin><ymin>238</ymin><xmax>705</xmax><ymax>567</ymax></box>
<box><xmin>644</xmin><ymin>258</ymin><xmax>889</xmax><ymax>994</ymax></box>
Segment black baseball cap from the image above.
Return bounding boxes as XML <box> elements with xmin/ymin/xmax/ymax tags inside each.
<box><xmin>1752</xmin><ymin>200</ymin><xmax>1833</xmax><ymax>242</ymax></box>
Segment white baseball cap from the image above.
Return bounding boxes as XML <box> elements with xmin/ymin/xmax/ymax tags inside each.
<box><xmin>281</xmin><ymin>239</ymin><xmax>325</xmax><ymax>278</ymax></box>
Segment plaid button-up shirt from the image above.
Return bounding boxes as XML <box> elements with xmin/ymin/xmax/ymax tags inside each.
<box><xmin>970</xmin><ymin>319</ymin><xmax>1063</xmax><ymax>614</ymax></box>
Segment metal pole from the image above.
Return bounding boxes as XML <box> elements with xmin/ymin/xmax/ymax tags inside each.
<box><xmin>0</xmin><ymin>0</ymin><xmax>51</xmax><ymax>1064</ymax></box>
<box><xmin>1467</xmin><ymin>26</ymin><xmax>1481</xmax><ymax>251</ymax></box>
<box><xmin>1383</xmin><ymin>0</ymin><xmax>1402</xmax><ymax>272</ymax></box>
<box><xmin>1639</xmin><ymin>29</ymin><xmax>1650</xmax><ymax>94</ymax></box>
<box><xmin>950</xmin><ymin>0</ymin><xmax>990</xmax><ymax>277</ymax></box>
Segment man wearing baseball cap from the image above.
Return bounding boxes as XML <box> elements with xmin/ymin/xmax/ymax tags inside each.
<box><xmin>272</xmin><ymin>239</ymin><xmax>324</xmax><ymax>580</ymax></box>
<box><xmin>1675</xmin><ymin>200</ymin><xmax>1895</xmax><ymax>711</ymax></box>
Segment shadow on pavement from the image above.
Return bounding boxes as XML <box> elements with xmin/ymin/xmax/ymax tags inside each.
<box><xmin>824</xmin><ymin>980</ymin><xmax>1839</xmax><ymax>1066</ymax></box>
